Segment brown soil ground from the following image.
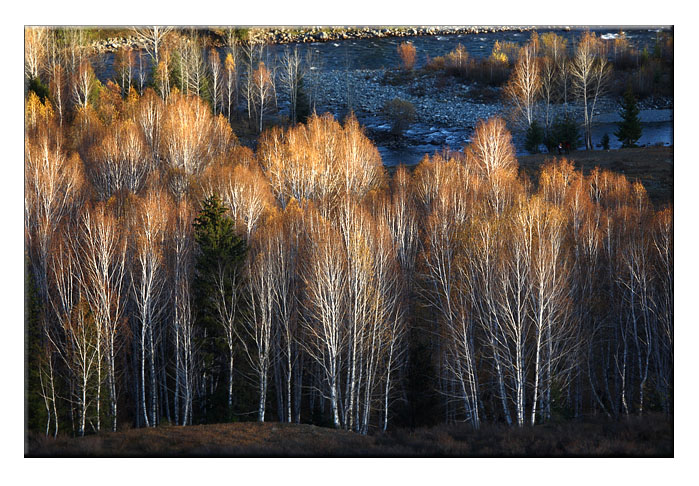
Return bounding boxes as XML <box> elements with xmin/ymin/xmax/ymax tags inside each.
<box><xmin>26</xmin><ymin>414</ymin><xmax>672</xmax><ymax>458</ymax></box>
<box><xmin>517</xmin><ymin>146</ymin><xmax>674</xmax><ymax>206</ymax></box>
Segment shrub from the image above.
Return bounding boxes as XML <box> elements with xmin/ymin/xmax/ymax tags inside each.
<box><xmin>545</xmin><ymin>114</ymin><xmax>581</xmax><ymax>153</ymax></box>
<box><xmin>424</xmin><ymin>43</ymin><xmax>510</xmax><ymax>87</ymax></box>
<box><xmin>397</xmin><ymin>42</ymin><xmax>416</xmax><ymax>71</ymax></box>
<box><xmin>491</xmin><ymin>40</ymin><xmax>519</xmax><ymax>65</ymax></box>
<box><xmin>445</xmin><ymin>44</ymin><xmax>469</xmax><ymax>73</ymax></box>
<box><xmin>382</xmin><ymin>97</ymin><xmax>416</xmax><ymax>135</ymax></box>
<box><xmin>425</xmin><ymin>55</ymin><xmax>446</xmax><ymax>71</ymax></box>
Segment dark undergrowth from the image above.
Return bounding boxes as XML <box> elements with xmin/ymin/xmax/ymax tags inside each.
<box><xmin>26</xmin><ymin>413</ymin><xmax>672</xmax><ymax>458</ymax></box>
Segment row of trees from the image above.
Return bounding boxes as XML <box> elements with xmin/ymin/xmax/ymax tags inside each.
<box><xmin>503</xmin><ymin>31</ymin><xmax>610</xmax><ymax>151</ymax></box>
<box><xmin>413</xmin><ymin>121</ymin><xmax>672</xmax><ymax>426</ymax></box>
<box><xmin>26</xmin><ymin>29</ymin><xmax>672</xmax><ymax>437</ymax></box>
<box><xmin>25</xmin><ymin>27</ymin><xmax>315</xmax><ymax>135</ymax></box>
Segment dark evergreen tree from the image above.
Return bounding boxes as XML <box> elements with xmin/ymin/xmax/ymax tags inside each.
<box><xmin>294</xmin><ymin>76</ymin><xmax>311</xmax><ymax>124</ymax></box>
<box><xmin>545</xmin><ymin>114</ymin><xmax>581</xmax><ymax>153</ymax></box>
<box><xmin>615</xmin><ymin>85</ymin><xmax>642</xmax><ymax>148</ymax></box>
<box><xmin>525</xmin><ymin>121</ymin><xmax>545</xmax><ymax>154</ymax></box>
<box><xmin>192</xmin><ymin>195</ymin><xmax>247</xmax><ymax>422</ymax></box>
<box><xmin>28</xmin><ymin>77</ymin><xmax>50</xmax><ymax>103</ymax></box>
<box><xmin>601</xmin><ymin>133</ymin><xmax>610</xmax><ymax>150</ymax></box>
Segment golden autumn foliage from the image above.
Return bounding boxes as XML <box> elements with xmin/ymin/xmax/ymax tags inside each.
<box><xmin>397</xmin><ymin>42</ymin><xmax>416</xmax><ymax>70</ymax></box>
<box><xmin>258</xmin><ymin>113</ymin><xmax>384</xmax><ymax>209</ymax></box>
<box><xmin>25</xmin><ymin>91</ymin><xmax>55</xmax><ymax>132</ymax></box>
<box><xmin>24</xmin><ymin>35</ymin><xmax>673</xmax><ymax>436</ymax></box>
<box><xmin>445</xmin><ymin>44</ymin><xmax>468</xmax><ymax>70</ymax></box>
<box><xmin>491</xmin><ymin>40</ymin><xmax>519</xmax><ymax>65</ymax></box>
<box><xmin>465</xmin><ymin>116</ymin><xmax>518</xmax><ymax>178</ymax></box>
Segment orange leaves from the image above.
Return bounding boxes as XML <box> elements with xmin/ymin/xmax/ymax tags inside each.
<box><xmin>540</xmin><ymin>32</ymin><xmax>567</xmax><ymax>63</ymax></box>
<box><xmin>397</xmin><ymin>42</ymin><xmax>416</xmax><ymax>70</ymax></box>
<box><xmin>578</xmin><ymin>31</ymin><xmax>607</xmax><ymax>58</ymax></box>
<box><xmin>224</xmin><ymin>52</ymin><xmax>236</xmax><ymax>74</ymax></box>
<box><xmin>466</xmin><ymin>116</ymin><xmax>518</xmax><ymax>179</ymax></box>
<box><xmin>445</xmin><ymin>44</ymin><xmax>468</xmax><ymax>70</ymax></box>
<box><xmin>87</xmin><ymin>118</ymin><xmax>149</xmax><ymax>200</ymax></box>
<box><xmin>129</xmin><ymin>187</ymin><xmax>172</xmax><ymax>259</ymax></box>
<box><xmin>201</xmin><ymin>162</ymin><xmax>275</xmax><ymax>240</ymax></box>
<box><xmin>25</xmin><ymin>91</ymin><xmax>55</xmax><ymax>132</ymax></box>
<box><xmin>253</xmin><ymin>61</ymin><xmax>272</xmax><ymax>87</ymax></box>
<box><xmin>537</xmin><ymin>157</ymin><xmax>577</xmax><ymax>206</ymax></box>
<box><xmin>95</xmin><ymin>81</ymin><xmax>124</xmax><ymax>126</ymax></box>
<box><xmin>211</xmin><ymin>114</ymin><xmax>239</xmax><ymax>157</ymax></box>
<box><xmin>491</xmin><ymin>40</ymin><xmax>519</xmax><ymax>65</ymax></box>
<box><xmin>257</xmin><ymin>113</ymin><xmax>384</xmax><ymax>209</ymax></box>
<box><xmin>251</xmin><ymin>61</ymin><xmax>275</xmax><ymax>133</ymax></box>
<box><xmin>160</xmin><ymin>90</ymin><xmax>218</xmax><ymax>177</ymax></box>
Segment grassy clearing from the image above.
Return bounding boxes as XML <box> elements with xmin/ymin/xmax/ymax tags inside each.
<box><xmin>26</xmin><ymin>413</ymin><xmax>672</xmax><ymax>458</ymax></box>
<box><xmin>517</xmin><ymin>146</ymin><xmax>673</xmax><ymax>205</ymax></box>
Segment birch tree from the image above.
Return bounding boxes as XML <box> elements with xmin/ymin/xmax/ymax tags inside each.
<box><xmin>526</xmin><ymin>196</ymin><xmax>571</xmax><ymax>425</ymax></box>
<box><xmin>50</xmin><ymin>237</ymin><xmax>98</xmax><ymax>437</ymax></box>
<box><xmin>250</xmin><ymin>61</ymin><xmax>275</xmax><ymax>133</ymax></box>
<box><xmin>652</xmin><ymin>207</ymin><xmax>673</xmax><ymax>413</ymax></box>
<box><xmin>132</xmin><ymin>26</ymin><xmax>173</xmax><ymax>66</ymax></box>
<box><xmin>169</xmin><ymin>200</ymin><xmax>196</xmax><ymax>425</ymax></box>
<box><xmin>466</xmin><ymin>117</ymin><xmax>517</xmax><ymax>179</ymax></box>
<box><xmin>72</xmin><ymin>60</ymin><xmax>95</xmax><ymax>110</ymax></box>
<box><xmin>135</xmin><ymin>88</ymin><xmax>163</xmax><ymax>164</ymax></box>
<box><xmin>114</xmin><ymin>47</ymin><xmax>134</xmax><ymax>97</ymax></box>
<box><xmin>245</xmin><ymin>226</ymin><xmax>277</xmax><ymax>421</ymax></box>
<box><xmin>77</xmin><ymin>202</ymin><xmax>127</xmax><ymax>432</ymax></box>
<box><xmin>571</xmin><ymin>32</ymin><xmax>611</xmax><ymax>150</ymax></box>
<box><xmin>503</xmin><ymin>42</ymin><xmax>541</xmax><ymax>129</ymax></box>
<box><xmin>160</xmin><ymin>91</ymin><xmax>217</xmax><ymax>199</ymax></box>
<box><xmin>208</xmin><ymin>48</ymin><xmax>222</xmax><ymax>116</ymax></box>
<box><xmin>279</xmin><ymin>46</ymin><xmax>303</xmax><ymax>124</ymax></box>
<box><xmin>48</xmin><ymin>63</ymin><xmax>68</xmax><ymax>126</ymax></box>
<box><xmin>129</xmin><ymin>189</ymin><xmax>170</xmax><ymax>426</ymax></box>
<box><xmin>224</xmin><ymin>52</ymin><xmax>238</xmax><ymax>119</ymax></box>
<box><xmin>302</xmin><ymin>211</ymin><xmax>347</xmax><ymax>428</ymax></box>
<box><xmin>25</xmin><ymin>27</ymin><xmax>47</xmax><ymax>82</ymax></box>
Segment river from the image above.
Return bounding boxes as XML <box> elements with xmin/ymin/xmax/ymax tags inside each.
<box><xmin>92</xmin><ymin>27</ymin><xmax>673</xmax><ymax>166</ymax></box>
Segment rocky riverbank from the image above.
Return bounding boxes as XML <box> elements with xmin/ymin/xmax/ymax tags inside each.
<box><xmin>305</xmin><ymin>67</ymin><xmax>671</xmax><ymax>133</ymax></box>
<box><xmin>309</xmin><ymin>69</ymin><xmax>502</xmax><ymax>129</ymax></box>
<box><xmin>90</xmin><ymin>36</ymin><xmax>147</xmax><ymax>54</ymax></box>
<box><xmin>296</xmin><ymin>66</ymin><xmax>672</xmax><ymax>164</ymax></box>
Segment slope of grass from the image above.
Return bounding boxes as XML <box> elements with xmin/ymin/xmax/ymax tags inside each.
<box><xmin>26</xmin><ymin>414</ymin><xmax>672</xmax><ymax>458</ymax></box>
<box><xmin>518</xmin><ymin>146</ymin><xmax>673</xmax><ymax>205</ymax></box>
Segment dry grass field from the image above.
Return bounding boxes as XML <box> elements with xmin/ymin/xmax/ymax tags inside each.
<box><xmin>517</xmin><ymin>146</ymin><xmax>673</xmax><ymax>205</ymax></box>
<box><xmin>26</xmin><ymin>414</ymin><xmax>673</xmax><ymax>458</ymax></box>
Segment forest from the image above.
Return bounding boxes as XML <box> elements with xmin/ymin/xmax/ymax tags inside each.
<box><xmin>24</xmin><ymin>26</ymin><xmax>672</xmax><ymax>443</ymax></box>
